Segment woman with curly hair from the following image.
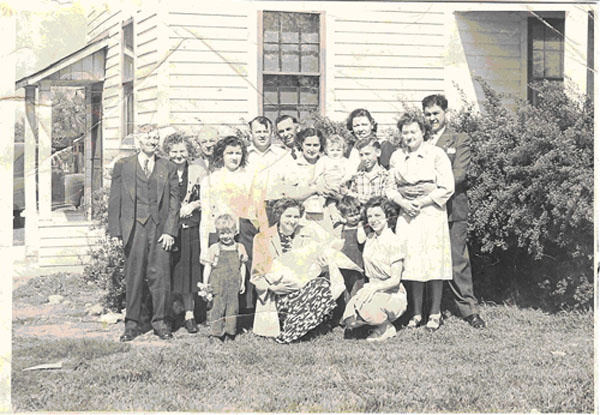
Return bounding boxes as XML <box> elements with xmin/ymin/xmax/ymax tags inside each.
<box><xmin>163</xmin><ymin>132</ymin><xmax>203</xmax><ymax>333</ymax></box>
<box><xmin>386</xmin><ymin>111</ymin><xmax>455</xmax><ymax>332</ymax></box>
<box><xmin>200</xmin><ymin>135</ymin><xmax>259</xmax><ymax>326</ymax></box>
<box><xmin>346</xmin><ymin>108</ymin><xmax>396</xmax><ymax>169</ymax></box>
<box><xmin>250</xmin><ymin>198</ymin><xmax>344</xmax><ymax>343</ymax></box>
<box><xmin>341</xmin><ymin>196</ymin><xmax>407</xmax><ymax>342</ymax></box>
<box><xmin>200</xmin><ymin>136</ymin><xmax>250</xmax><ymax>259</ymax></box>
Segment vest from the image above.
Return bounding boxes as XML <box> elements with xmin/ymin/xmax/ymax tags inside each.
<box><xmin>136</xmin><ymin>162</ymin><xmax>159</xmax><ymax>225</ymax></box>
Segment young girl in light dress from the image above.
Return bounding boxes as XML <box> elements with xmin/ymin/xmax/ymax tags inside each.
<box><xmin>202</xmin><ymin>214</ymin><xmax>248</xmax><ymax>341</ymax></box>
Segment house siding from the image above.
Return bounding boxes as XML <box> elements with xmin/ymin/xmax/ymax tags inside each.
<box><xmin>87</xmin><ymin>7</ymin><xmax>124</xmax><ymax>156</ymax></box>
<box><xmin>166</xmin><ymin>8</ymin><xmax>251</xmax><ymax>128</ymax></box>
<box><xmin>327</xmin><ymin>5</ymin><xmax>448</xmax><ymax>131</ymax></box>
<box><xmin>37</xmin><ymin>219</ymin><xmax>102</xmax><ymax>270</ymax></box>
<box><xmin>135</xmin><ymin>10</ymin><xmax>162</xmax><ymax>127</ymax></box>
<box><xmin>453</xmin><ymin>11</ymin><xmax>526</xmax><ymax>107</ymax></box>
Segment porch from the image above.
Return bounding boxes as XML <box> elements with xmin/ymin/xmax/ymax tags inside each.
<box><xmin>16</xmin><ymin>36</ymin><xmax>108</xmax><ymax>271</ymax></box>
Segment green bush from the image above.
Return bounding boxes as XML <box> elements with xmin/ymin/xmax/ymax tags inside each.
<box><xmin>453</xmin><ymin>79</ymin><xmax>594</xmax><ymax>311</ymax></box>
<box><xmin>83</xmin><ymin>187</ymin><xmax>126</xmax><ymax>312</ymax></box>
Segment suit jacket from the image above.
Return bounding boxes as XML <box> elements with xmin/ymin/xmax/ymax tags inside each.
<box><xmin>434</xmin><ymin>128</ymin><xmax>470</xmax><ymax>222</ymax></box>
<box><xmin>108</xmin><ymin>154</ymin><xmax>180</xmax><ymax>244</ymax></box>
<box><xmin>378</xmin><ymin>139</ymin><xmax>396</xmax><ymax>170</ymax></box>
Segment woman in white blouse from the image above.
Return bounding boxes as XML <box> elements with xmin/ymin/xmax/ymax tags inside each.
<box><xmin>199</xmin><ymin>136</ymin><xmax>251</xmax><ymax>264</ymax></box>
<box><xmin>386</xmin><ymin>111</ymin><xmax>455</xmax><ymax>332</ymax></box>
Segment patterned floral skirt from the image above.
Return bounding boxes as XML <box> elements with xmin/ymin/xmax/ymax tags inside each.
<box><xmin>274</xmin><ymin>276</ymin><xmax>337</xmax><ymax>344</ymax></box>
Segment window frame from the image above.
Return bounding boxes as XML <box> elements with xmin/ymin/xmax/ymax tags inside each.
<box><xmin>527</xmin><ymin>15</ymin><xmax>565</xmax><ymax>103</ymax></box>
<box><xmin>257</xmin><ymin>10</ymin><xmax>326</xmax><ymax>119</ymax></box>
<box><xmin>121</xmin><ymin>18</ymin><xmax>134</xmax><ymax>138</ymax></box>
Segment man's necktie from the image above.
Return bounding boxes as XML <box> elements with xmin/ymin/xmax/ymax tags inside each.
<box><xmin>143</xmin><ymin>159</ymin><xmax>150</xmax><ymax>178</ymax></box>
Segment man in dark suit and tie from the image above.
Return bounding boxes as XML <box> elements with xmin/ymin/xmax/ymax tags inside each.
<box><xmin>108</xmin><ymin>129</ymin><xmax>180</xmax><ymax>341</ymax></box>
<box><xmin>420</xmin><ymin>94</ymin><xmax>485</xmax><ymax>328</ymax></box>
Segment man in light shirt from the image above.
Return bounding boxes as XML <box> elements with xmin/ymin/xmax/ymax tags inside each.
<box><xmin>246</xmin><ymin>116</ymin><xmax>287</xmax><ymax>175</ymax></box>
<box><xmin>275</xmin><ymin>115</ymin><xmax>299</xmax><ymax>156</ymax></box>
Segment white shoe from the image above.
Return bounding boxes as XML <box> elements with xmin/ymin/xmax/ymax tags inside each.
<box><xmin>366</xmin><ymin>320</ymin><xmax>396</xmax><ymax>342</ymax></box>
<box><xmin>425</xmin><ymin>313</ymin><xmax>442</xmax><ymax>332</ymax></box>
<box><xmin>407</xmin><ymin>315</ymin><xmax>422</xmax><ymax>329</ymax></box>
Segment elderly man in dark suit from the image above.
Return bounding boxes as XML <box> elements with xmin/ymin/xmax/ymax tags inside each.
<box><xmin>420</xmin><ymin>94</ymin><xmax>485</xmax><ymax>328</ymax></box>
<box><xmin>108</xmin><ymin>129</ymin><xmax>180</xmax><ymax>341</ymax></box>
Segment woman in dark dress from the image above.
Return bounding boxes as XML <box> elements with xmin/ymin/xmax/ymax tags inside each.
<box><xmin>164</xmin><ymin>132</ymin><xmax>205</xmax><ymax>333</ymax></box>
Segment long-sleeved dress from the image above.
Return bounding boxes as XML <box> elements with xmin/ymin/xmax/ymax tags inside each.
<box><xmin>171</xmin><ymin>163</ymin><xmax>203</xmax><ymax>295</ymax></box>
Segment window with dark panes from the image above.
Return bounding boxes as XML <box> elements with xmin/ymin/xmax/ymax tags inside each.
<box><xmin>122</xmin><ymin>21</ymin><xmax>134</xmax><ymax>137</ymax></box>
<box><xmin>261</xmin><ymin>11</ymin><xmax>321</xmax><ymax>121</ymax></box>
<box><xmin>528</xmin><ymin>17</ymin><xmax>565</xmax><ymax>103</ymax></box>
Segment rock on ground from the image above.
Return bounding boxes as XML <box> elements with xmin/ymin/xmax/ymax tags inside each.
<box><xmin>47</xmin><ymin>295</ymin><xmax>64</xmax><ymax>305</ymax></box>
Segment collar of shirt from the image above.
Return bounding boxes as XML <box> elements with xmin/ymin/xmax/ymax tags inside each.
<box><xmin>248</xmin><ymin>144</ymin><xmax>271</xmax><ymax>155</ymax></box>
<box><xmin>404</xmin><ymin>143</ymin><xmax>431</xmax><ymax>160</ymax></box>
<box><xmin>359</xmin><ymin>163</ymin><xmax>385</xmax><ymax>178</ymax></box>
<box><xmin>430</xmin><ymin>126</ymin><xmax>446</xmax><ymax>146</ymax></box>
<box><xmin>369</xmin><ymin>226</ymin><xmax>394</xmax><ymax>242</ymax></box>
<box><xmin>137</xmin><ymin>152</ymin><xmax>155</xmax><ymax>172</ymax></box>
<box><xmin>295</xmin><ymin>154</ymin><xmax>320</xmax><ymax>167</ymax></box>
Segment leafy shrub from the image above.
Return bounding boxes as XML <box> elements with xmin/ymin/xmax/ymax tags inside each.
<box><xmin>453</xmin><ymin>79</ymin><xmax>593</xmax><ymax>311</ymax></box>
<box><xmin>300</xmin><ymin>112</ymin><xmax>357</xmax><ymax>148</ymax></box>
<box><xmin>83</xmin><ymin>187</ymin><xmax>126</xmax><ymax>312</ymax></box>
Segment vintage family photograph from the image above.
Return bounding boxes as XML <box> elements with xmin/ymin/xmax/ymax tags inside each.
<box><xmin>3</xmin><ymin>0</ymin><xmax>595</xmax><ymax>412</ymax></box>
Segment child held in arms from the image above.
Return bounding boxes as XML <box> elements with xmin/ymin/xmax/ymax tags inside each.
<box><xmin>308</xmin><ymin>134</ymin><xmax>358</xmax><ymax>221</ymax></box>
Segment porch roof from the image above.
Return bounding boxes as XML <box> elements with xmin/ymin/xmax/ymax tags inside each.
<box><xmin>16</xmin><ymin>35</ymin><xmax>108</xmax><ymax>90</ymax></box>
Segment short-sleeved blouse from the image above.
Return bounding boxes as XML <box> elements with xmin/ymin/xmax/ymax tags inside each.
<box><xmin>362</xmin><ymin>227</ymin><xmax>405</xmax><ymax>286</ymax></box>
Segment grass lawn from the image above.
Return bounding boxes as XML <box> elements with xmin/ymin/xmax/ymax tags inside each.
<box><xmin>12</xmin><ymin>274</ymin><xmax>594</xmax><ymax>412</ymax></box>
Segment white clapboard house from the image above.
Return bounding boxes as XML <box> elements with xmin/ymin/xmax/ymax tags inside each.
<box><xmin>15</xmin><ymin>0</ymin><xmax>595</xmax><ymax>270</ymax></box>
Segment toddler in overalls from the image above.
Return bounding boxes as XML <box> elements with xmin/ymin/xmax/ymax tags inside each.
<box><xmin>202</xmin><ymin>214</ymin><xmax>247</xmax><ymax>341</ymax></box>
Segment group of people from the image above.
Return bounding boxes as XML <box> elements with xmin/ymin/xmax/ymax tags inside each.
<box><xmin>108</xmin><ymin>94</ymin><xmax>486</xmax><ymax>344</ymax></box>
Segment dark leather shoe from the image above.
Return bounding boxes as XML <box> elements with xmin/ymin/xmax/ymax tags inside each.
<box><xmin>154</xmin><ymin>327</ymin><xmax>173</xmax><ymax>340</ymax></box>
<box><xmin>465</xmin><ymin>314</ymin><xmax>486</xmax><ymax>329</ymax></box>
<box><xmin>120</xmin><ymin>328</ymin><xmax>138</xmax><ymax>342</ymax></box>
<box><xmin>184</xmin><ymin>318</ymin><xmax>199</xmax><ymax>334</ymax></box>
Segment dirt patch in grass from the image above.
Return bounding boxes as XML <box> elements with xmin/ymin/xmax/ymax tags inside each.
<box><xmin>13</xmin><ymin>272</ymin><xmax>119</xmax><ymax>341</ymax></box>
<box><xmin>12</xmin><ymin>273</ymin><xmax>595</xmax><ymax>412</ymax></box>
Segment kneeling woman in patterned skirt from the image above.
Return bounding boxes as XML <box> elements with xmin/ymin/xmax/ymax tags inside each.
<box><xmin>250</xmin><ymin>198</ymin><xmax>342</xmax><ymax>344</ymax></box>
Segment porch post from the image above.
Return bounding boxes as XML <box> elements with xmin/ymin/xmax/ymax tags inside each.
<box><xmin>84</xmin><ymin>85</ymin><xmax>93</xmax><ymax>219</ymax></box>
<box><xmin>0</xmin><ymin>16</ymin><xmax>15</xmax><ymax>251</ymax></box>
<box><xmin>564</xmin><ymin>7</ymin><xmax>589</xmax><ymax>94</ymax></box>
<box><xmin>37</xmin><ymin>83</ymin><xmax>53</xmax><ymax>220</ymax></box>
<box><xmin>0</xmin><ymin>11</ymin><xmax>15</xmax><ymax>412</ymax></box>
<box><xmin>24</xmin><ymin>85</ymin><xmax>39</xmax><ymax>258</ymax></box>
